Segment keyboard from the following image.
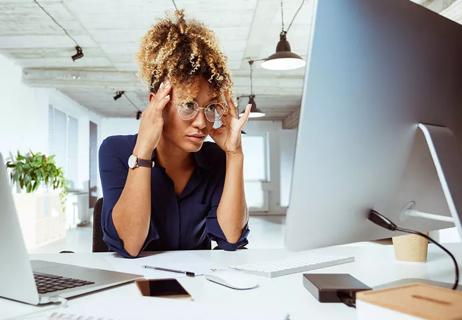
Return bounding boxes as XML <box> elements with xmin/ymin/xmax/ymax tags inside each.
<box><xmin>34</xmin><ymin>272</ymin><xmax>95</xmax><ymax>294</ymax></box>
<box><xmin>230</xmin><ymin>255</ymin><xmax>355</xmax><ymax>278</ymax></box>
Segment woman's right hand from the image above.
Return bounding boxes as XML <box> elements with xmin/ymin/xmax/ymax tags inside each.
<box><xmin>133</xmin><ymin>81</ymin><xmax>172</xmax><ymax>158</ymax></box>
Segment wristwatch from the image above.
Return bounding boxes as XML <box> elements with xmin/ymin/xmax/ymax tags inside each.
<box><xmin>128</xmin><ymin>154</ymin><xmax>154</xmax><ymax>169</ymax></box>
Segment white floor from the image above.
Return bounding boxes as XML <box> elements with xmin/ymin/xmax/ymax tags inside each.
<box><xmin>29</xmin><ymin>215</ymin><xmax>286</xmax><ymax>254</ymax></box>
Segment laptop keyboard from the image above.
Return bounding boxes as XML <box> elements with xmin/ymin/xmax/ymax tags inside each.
<box><xmin>34</xmin><ymin>272</ymin><xmax>95</xmax><ymax>294</ymax></box>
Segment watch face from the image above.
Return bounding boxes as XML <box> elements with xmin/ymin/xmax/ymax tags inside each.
<box><xmin>128</xmin><ymin>154</ymin><xmax>137</xmax><ymax>168</ymax></box>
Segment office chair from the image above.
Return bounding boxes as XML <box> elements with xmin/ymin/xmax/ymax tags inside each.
<box><xmin>92</xmin><ymin>198</ymin><xmax>109</xmax><ymax>252</ymax></box>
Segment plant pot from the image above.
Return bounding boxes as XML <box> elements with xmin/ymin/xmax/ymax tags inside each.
<box><xmin>392</xmin><ymin>233</ymin><xmax>428</xmax><ymax>262</ymax></box>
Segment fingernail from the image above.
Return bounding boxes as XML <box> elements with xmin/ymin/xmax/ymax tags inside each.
<box><xmin>159</xmin><ymin>82</ymin><xmax>164</xmax><ymax>89</ymax></box>
<box><xmin>165</xmin><ymin>95</ymin><xmax>170</xmax><ymax>100</ymax></box>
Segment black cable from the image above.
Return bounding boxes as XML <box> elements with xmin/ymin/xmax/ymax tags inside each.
<box><xmin>369</xmin><ymin>210</ymin><xmax>460</xmax><ymax>290</ymax></box>
<box><xmin>171</xmin><ymin>0</ymin><xmax>179</xmax><ymax>11</ymax></box>
<box><xmin>123</xmin><ymin>93</ymin><xmax>141</xmax><ymax>112</ymax></box>
<box><xmin>33</xmin><ymin>0</ymin><xmax>79</xmax><ymax>46</ymax></box>
<box><xmin>337</xmin><ymin>291</ymin><xmax>356</xmax><ymax>308</ymax></box>
<box><xmin>248</xmin><ymin>60</ymin><xmax>254</xmax><ymax>96</ymax></box>
<box><xmin>396</xmin><ymin>226</ymin><xmax>459</xmax><ymax>290</ymax></box>
<box><xmin>286</xmin><ymin>0</ymin><xmax>305</xmax><ymax>33</ymax></box>
<box><xmin>280</xmin><ymin>0</ymin><xmax>285</xmax><ymax>32</ymax></box>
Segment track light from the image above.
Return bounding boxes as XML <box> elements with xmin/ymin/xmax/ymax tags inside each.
<box><xmin>33</xmin><ymin>1</ymin><xmax>84</xmax><ymax>62</ymax></box>
<box><xmin>113</xmin><ymin>91</ymin><xmax>125</xmax><ymax>101</ymax></box>
<box><xmin>113</xmin><ymin>91</ymin><xmax>143</xmax><ymax>120</ymax></box>
<box><xmin>71</xmin><ymin>46</ymin><xmax>84</xmax><ymax>61</ymax></box>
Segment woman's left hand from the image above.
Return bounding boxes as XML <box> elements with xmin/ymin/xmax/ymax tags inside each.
<box><xmin>210</xmin><ymin>92</ymin><xmax>251</xmax><ymax>154</ymax></box>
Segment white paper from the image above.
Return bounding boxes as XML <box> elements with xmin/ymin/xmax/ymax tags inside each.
<box><xmin>101</xmin><ymin>251</ymin><xmax>225</xmax><ymax>279</ymax></box>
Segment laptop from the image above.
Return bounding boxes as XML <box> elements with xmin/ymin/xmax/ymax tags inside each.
<box><xmin>0</xmin><ymin>153</ymin><xmax>142</xmax><ymax>305</ymax></box>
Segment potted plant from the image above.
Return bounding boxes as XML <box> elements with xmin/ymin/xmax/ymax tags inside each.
<box><xmin>6</xmin><ymin>151</ymin><xmax>68</xmax><ymax>249</ymax></box>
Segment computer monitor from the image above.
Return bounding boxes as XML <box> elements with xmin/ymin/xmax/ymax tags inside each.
<box><xmin>285</xmin><ymin>0</ymin><xmax>462</xmax><ymax>250</ymax></box>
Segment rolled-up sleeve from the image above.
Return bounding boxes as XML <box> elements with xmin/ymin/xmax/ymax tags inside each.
<box><xmin>205</xmin><ymin>177</ymin><xmax>249</xmax><ymax>250</ymax></box>
<box><xmin>98</xmin><ymin>137</ymin><xmax>159</xmax><ymax>258</ymax></box>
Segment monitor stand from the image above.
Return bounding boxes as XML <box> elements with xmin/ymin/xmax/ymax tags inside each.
<box><xmin>376</xmin><ymin>124</ymin><xmax>462</xmax><ymax>290</ymax></box>
<box><xmin>401</xmin><ymin>123</ymin><xmax>462</xmax><ymax>236</ymax></box>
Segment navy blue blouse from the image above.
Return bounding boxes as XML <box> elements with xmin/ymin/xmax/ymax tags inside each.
<box><xmin>98</xmin><ymin>134</ymin><xmax>249</xmax><ymax>257</ymax></box>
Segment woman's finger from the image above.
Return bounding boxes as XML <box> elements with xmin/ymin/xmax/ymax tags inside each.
<box><xmin>148</xmin><ymin>81</ymin><xmax>172</xmax><ymax>112</ymax></box>
<box><xmin>224</xmin><ymin>92</ymin><xmax>238</xmax><ymax>118</ymax></box>
<box><xmin>238</xmin><ymin>103</ymin><xmax>252</xmax><ymax>127</ymax></box>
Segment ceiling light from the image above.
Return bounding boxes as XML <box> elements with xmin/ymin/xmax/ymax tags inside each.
<box><xmin>113</xmin><ymin>91</ymin><xmax>124</xmax><ymax>101</ymax></box>
<box><xmin>240</xmin><ymin>60</ymin><xmax>266</xmax><ymax>118</ymax></box>
<box><xmin>261</xmin><ymin>31</ymin><xmax>305</xmax><ymax>70</ymax></box>
<box><xmin>113</xmin><ymin>91</ymin><xmax>143</xmax><ymax>120</ymax></box>
<box><xmin>71</xmin><ymin>46</ymin><xmax>84</xmax><ymax>62</ymax></box>
<box><xmin>261</xmin><ymin>0</ymin><xmax>306</xmax><ymax>71</ymax></box>
<box><xmin>247</xmin><ymin>95</ymin><xmax>266</xmax><ymax>118</ymax></box>
<box><xmin>33</xmin><ymin>1</ymin><xmax>84</xmax><ymax>62</ymax></box>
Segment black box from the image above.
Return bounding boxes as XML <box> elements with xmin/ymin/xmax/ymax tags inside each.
<box><xmin>303</xmin><ymin>273</ymin><xmax>371</xmax><ymax>303</ymax></box>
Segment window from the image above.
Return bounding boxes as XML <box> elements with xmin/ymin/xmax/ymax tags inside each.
<box><xmin>48</xmin><ymin>105</ymin><xmax>79</xmax><ymax>189</ymax></box>
<box><xmin>242</xmin><ymin>135</ymin><xmax>268</xmax><ymax>211</ymax></box>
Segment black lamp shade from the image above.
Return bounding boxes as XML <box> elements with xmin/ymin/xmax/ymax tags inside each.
<box><xmin>261</xmin><ymin>32</ymin><xmax>305</xmax><ymax>70</ymax></box>
<box><xmin>242</xmin><ymin>95</ymin><xmax>265</xmax><ymax>118</ymax></box>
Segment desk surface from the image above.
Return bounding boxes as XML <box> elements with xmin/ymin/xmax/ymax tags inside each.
<box><xmin>2</xmin><ymin>242</ymin><xmax>461</xmax><ymax>320</ymax></box>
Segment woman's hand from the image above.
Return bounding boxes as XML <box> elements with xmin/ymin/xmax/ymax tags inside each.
<box><xmin>210</xmin><ymin>92</ymin><xmax>251</xmax><ymax>155</ymax></box>
<box><xmin>134</xmin><ymin>81</ymin><xmax>172</xmax><ymax>158</ymax></box>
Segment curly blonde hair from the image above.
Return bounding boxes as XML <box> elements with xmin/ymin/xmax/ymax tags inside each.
<box><xmin>137</xmin><ymin>9</ymin><xmax>233</xmax><ymax>97</ymax></box>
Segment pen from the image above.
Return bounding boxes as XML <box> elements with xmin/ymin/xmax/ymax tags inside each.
<box><xmin>143</xmin><ymin>265</ymin><xmax>196</xmax><ymax>277</ymax></box>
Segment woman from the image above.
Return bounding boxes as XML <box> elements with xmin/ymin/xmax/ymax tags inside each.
<box><xmin>99</xmin><ymin>10</ymin><xmax>252</xmax><ymax>258</ymax></box>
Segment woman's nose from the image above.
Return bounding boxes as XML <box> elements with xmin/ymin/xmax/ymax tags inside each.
<box><xmin>192</xmin><ymin>108</ymin><xmax>207</xmax><ymax>129</ymax></box>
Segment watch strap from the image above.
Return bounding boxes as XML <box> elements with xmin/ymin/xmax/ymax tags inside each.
<box><xmin>137</xmin><ymin>157</ymin><xmax>154</xmax><ymax>168</ymax></box>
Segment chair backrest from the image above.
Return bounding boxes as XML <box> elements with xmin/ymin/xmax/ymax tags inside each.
<box><xmin>92</xmin><ymin>198</ymin><xmax>109</xmax><ymax>252</ymax></box>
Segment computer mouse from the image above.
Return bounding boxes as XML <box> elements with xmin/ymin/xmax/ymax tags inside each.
<box><xmin>205</xmin><ymin>270</ymin><xmax>259</xmax><ymax>290</ymax></box>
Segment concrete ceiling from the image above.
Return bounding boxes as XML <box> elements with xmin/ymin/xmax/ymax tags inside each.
<box><xmin>0</xmin><ymin>0</ymin><xmax>460</xmax><ymax>128</ymax></box>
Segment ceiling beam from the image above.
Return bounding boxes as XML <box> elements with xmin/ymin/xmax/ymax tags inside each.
<box><xmin>22</xmin><ymin>68</ymin><xmax>304</xmax><ymax>96</ymax></box>
<box><xmin>282</xmin><ymin>108</ymin><xmax>300</xmax><ymax>129</ymax></box>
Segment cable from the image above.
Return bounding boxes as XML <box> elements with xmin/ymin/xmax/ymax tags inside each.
<box><xmin>337</xmin><ymin>291</ymin><xmax>356</xmax><ymax>308</ymax></box>
<box><xmin>286</xmin><ymin>0</ymin><xmax>305</xmax><ymax>33</ymax></box>
<box><xmin>123</xmin><ymin>93</ymin><xmax>141</xmax><ymax>112</ymax></box>
<box><xmin>248</xmin><ymin>60</ymin><xmax>254</xmax><ymax>96</ymax></box>
<box><xmin>369</xmin><ymin>210</ymin><xmax>460</xmax><ymax>290</ymax></box>
<box><xmin>280</xmin><ymin>0</ymin><xmax>285</xmax><ymax>32</ymax></box>
<box><xmin>171</xmin><ymin>0</ymin><xmax>179</xmax><ymax>11</ymax></box>
<box><xmin>33</xmin><ymin>0</ymin><xmax>79</xmax><ymax>46</ymax></box>
<box><xmin>396</xmin><ymin>226</ymin><xmax>459</xmax><ymax>290</ymax></box>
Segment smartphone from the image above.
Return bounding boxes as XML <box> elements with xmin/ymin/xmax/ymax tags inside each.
<box><xmin>136</xmin><ymin>278</ymin><xmax>192</xmax><ymax>299</ymax></box>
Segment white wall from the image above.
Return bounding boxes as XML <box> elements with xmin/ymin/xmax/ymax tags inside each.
<box><xmin>0</xmin><ymin>53</ymin><xmax>103</xmax><ymax>192</ymax></box>
<box><xmin>0</xmin><ymin>54</ymin><xmax>50</xmax><ymax>157</ymax></box>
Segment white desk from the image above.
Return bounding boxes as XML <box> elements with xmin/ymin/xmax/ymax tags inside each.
<box><xmin>2</xmin><ymin>242</ymin><xmax>461</xmax><ymax>320</ymax></box>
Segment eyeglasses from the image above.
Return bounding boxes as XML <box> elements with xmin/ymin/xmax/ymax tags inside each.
<box><xmin>177</xmin><ymin>101</ymin><xmax>226</xmax><ymax>123</ymax></box>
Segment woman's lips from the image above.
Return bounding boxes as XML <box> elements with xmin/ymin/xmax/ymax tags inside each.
<box><xmin>186</xmin><ymin>134</ymin><xmax>205</xmax><ymax>143</ymax></box>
